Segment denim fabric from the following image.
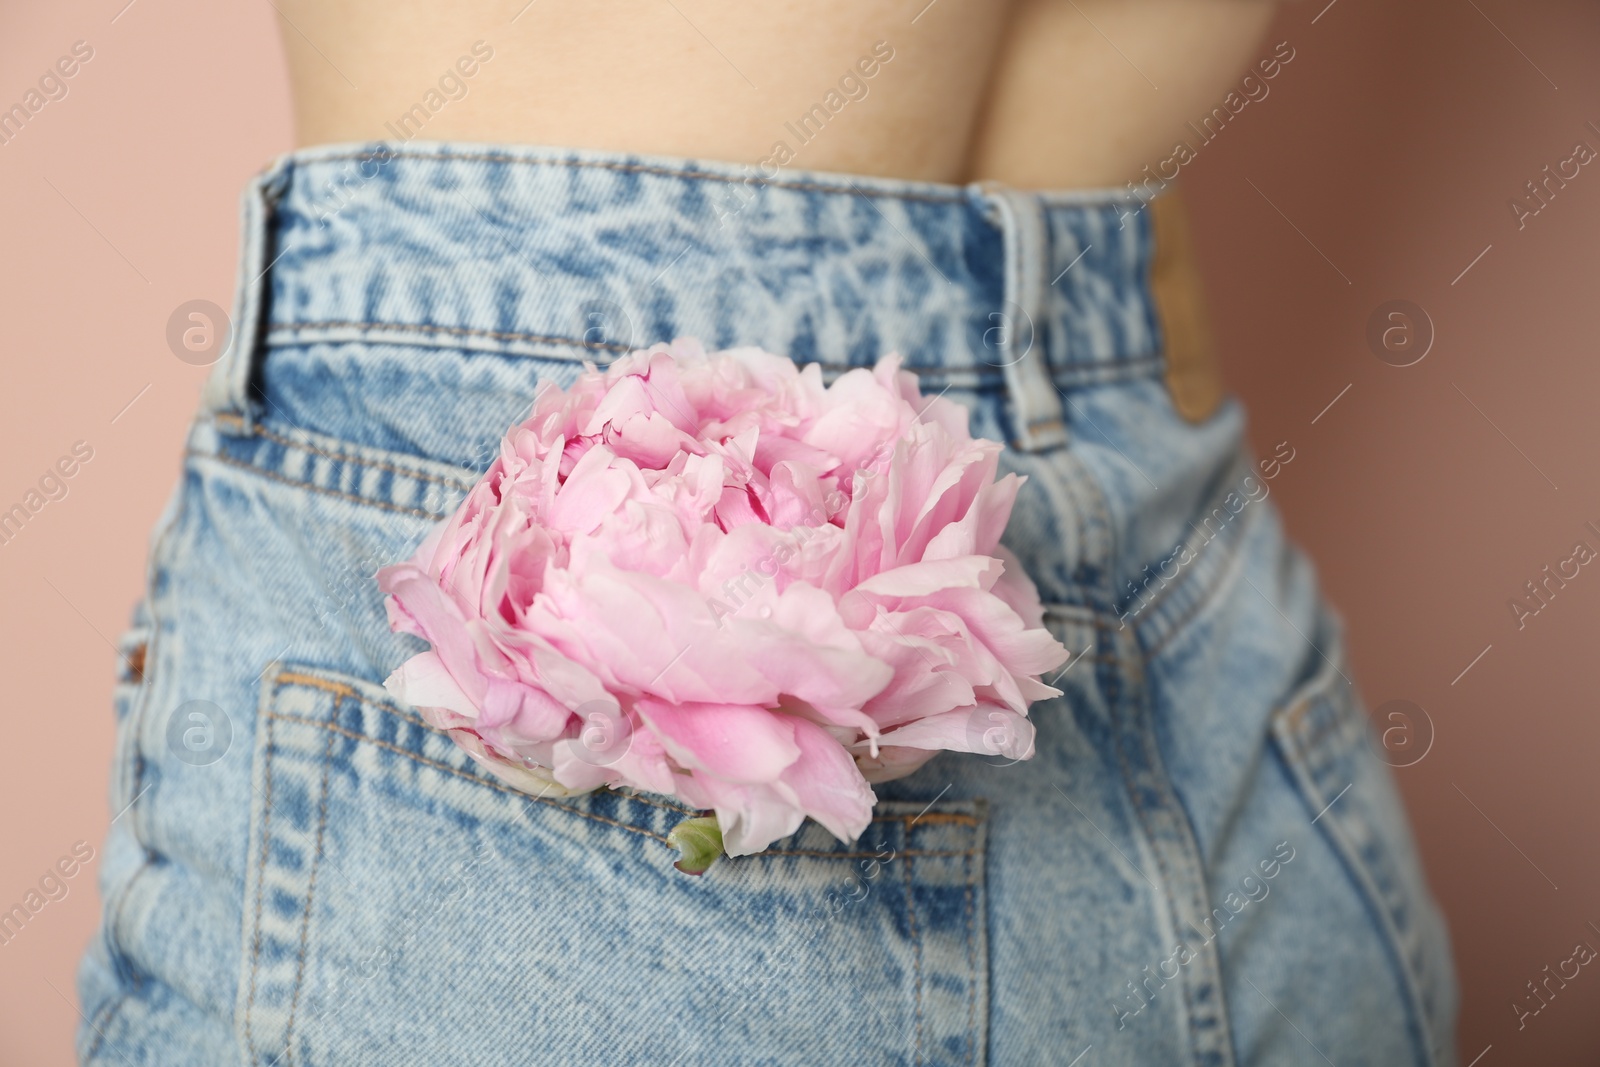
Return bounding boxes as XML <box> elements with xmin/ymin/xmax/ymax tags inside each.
<box><xmin>77</xmin><ymin>142</ymin><xmax>1457</xmax><ymax>1066</ymax></box>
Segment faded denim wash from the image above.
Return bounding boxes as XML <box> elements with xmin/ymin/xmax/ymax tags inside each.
<box><xmin>77</xmin><ymin>142</ymin><xmax>1457</xmax><ymax>1066</ymax></box>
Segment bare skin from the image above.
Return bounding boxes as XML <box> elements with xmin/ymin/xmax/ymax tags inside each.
<box><xmin>276</xmin><ymin>0</ymin><xmax>1277</xmax><ymax>189</ymax></box>
<box><xmin>968</xmin><ymin>0</ymin><xmax>1279</xmax><ymax>188</ymax></box>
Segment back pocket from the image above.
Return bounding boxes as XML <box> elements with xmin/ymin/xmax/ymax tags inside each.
<box><xmin>1268</xmin><ymin>612</ymin><xmax>1458</xmax><ymax>1066</ymax></box>
<box><xmin>238</xmin><ymin>663</ymin><xmax>990</xmax><ymax>1067</ymax></box>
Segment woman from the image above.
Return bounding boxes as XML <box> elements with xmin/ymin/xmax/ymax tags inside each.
<box><xmin>77</xmin><ymin>1</ymin><xmax>1458</xmax><ymax>1063</ymax></box>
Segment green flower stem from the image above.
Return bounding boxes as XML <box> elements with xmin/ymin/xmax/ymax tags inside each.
<box><xmin>668</xmin><ymin>816</ymin><xmax>724</xmax><ymax>875</ymax></box>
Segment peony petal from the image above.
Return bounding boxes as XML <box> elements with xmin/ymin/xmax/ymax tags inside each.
<box><xmin>383</xmin><ymin>650</ymin><xmax>478</xmax><ymax>719</ymax></box>
<box><xmin>875</xmin><ymin>704</ymin><xmax>1036</xmax><ymax>760</ymax></box>
<box><xmin>854</xmin><ymin>556</ymin><xmax>1001</xmax><ymax>599</ymax></box>
<box><xmin>635</xmin><ymin>697</ymin><xmax>801</xmax><ymax>784</ymax></box>
<box><xmin>853</xmin><ymin>744</ymin><xmax>939</xmax><ymax>784</ymax></box>
<box><xmin>673</xmin><ymin>772</ymin><xmax>806</xmax><ymax>858</ymax></box>
<box><xmin>771</xmin><ymin>717</ymin><xmax>876</xmax><ymax>845</ymax></box>
<box><xmin>376</xmin><ymin>341</ymin><xmax>1061</xmax><ymax>861</ymax></box>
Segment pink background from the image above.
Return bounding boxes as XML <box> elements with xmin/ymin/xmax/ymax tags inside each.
<box><xmin>1</xmin><ymin>1</ymin><xmax>1595</xmax><ymax>1063</ymax></box>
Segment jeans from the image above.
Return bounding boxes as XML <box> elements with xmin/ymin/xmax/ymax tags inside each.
<box><xmin>77</xmin><ymin>141</ymin><xmax>1458</xmax><ymax>1066</ymax></box>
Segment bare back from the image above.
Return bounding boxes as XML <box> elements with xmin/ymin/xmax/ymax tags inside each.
<box><xmin>276</xmin><ymin>0</ymin><xmax>1277</xmax><ymax>188</ymax></box>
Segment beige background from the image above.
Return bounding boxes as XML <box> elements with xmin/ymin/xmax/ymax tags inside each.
<box><xmin>1</xmin><ymin>0</ymin><xmax>1596</xmax><ymax>1063</ymax></box>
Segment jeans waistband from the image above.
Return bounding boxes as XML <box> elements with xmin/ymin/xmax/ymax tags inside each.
<box><xmin>203</xmin><ymin>141</ymin><xmax>1190</xmax><ymax>453</ymax></box>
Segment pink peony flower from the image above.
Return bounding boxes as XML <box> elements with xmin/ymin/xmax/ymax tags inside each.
<box><xmin>378</xmin><ymin>339</ymin><xmax>1069</xmax><ymax>859</ymax></box>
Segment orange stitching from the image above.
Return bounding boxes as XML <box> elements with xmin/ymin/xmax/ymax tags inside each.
<box><xmin>280</xmin><ymin>727</ymin><xmax>337</xmax><ymax>1066</ymax></box>
<box><xmin>277</xmin><ymin>672</ymin><xmax>444</xmax><ymax>739</ymax></box>
<box><xmin>275</xmin><ymin>671</ymin><xmax>435</xmax><ymax>734</ymax></box>
<box><xmin>125</xmin><ymin>641</ymin><xmax>147</xmax><ymax>684</ymax></box>
<box><xmin>306</xmin><ymin>150</ymin><xmax>967</xmax><ymax>204</ymax></box>
<box><xmin>265</xmin><ymin>712</ymin><xmax>675</xmax><ymax>847</ymax></box>
<box><xmin>891</xmin><ymin>811</ymin><xmax>978</xmax><ymax>826</ymax></box>
<box><xmin>277</xmin><ymin>671</ymin><xmax>355</xmax><ymax>699</ymax></box>
<box><xmin>189</xmin><ymin>450</ymin><xmax>448</xmax><ymax>522</ymax></box>
<box><xmin>247</xmin><ymin>423</ymin><xmax>476</xmax><ymax>492</ymax></box>
<box><xmin>1284</xmin><ymin>695</ymin><xmax>1314</xmax><ymax>733</ymax></box>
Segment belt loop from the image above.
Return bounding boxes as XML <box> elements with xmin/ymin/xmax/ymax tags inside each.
<box><xmin>199</xmin><ymin>154</ymin><xmax>291</xmax><ymax>429</ymax></box>
<box><xmin>976</xmin><ymin>181</ymin><xmax>1068</xmax><ymax>453</ymax></box>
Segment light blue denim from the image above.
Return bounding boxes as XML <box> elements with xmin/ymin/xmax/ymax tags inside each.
<box><xmin>77</xmin><ymin>142</ymin><xmax>1457</xmax><ymax>1066</ymax></box>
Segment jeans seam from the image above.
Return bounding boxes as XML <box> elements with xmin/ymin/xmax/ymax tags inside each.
<box><xmin>272</xmin><ymin>319</ymin><xmax>623</xmax><ymax>355</ymax></box>
<box><xmin>88</xmin><ymin>440</ymin><xmax>187</xmax><ymax>1061</ymax></box>
<box><xmin>258</xmin><ymin>326</ymin><xmax>1161</xmax><ymax>392</ymax></box>
<box><xmin>272</xmin><ymin>669</ymin><xmax>699</xmax><ymax>819</ymax></box>
<box><xmin>273</xmin><ymin>668</ymin><xmax>990</xmax><ymax>830</ymax></box>
<box><xmin>964</xmin><ymin>848</ymin><xmax>976</xmax><ymax>1067</ymax></box>
<box><xmin>264</xmin><ymin>709</ymin><xmax>984</xmax><ymax>864</ymax></box>
<box><xmin>105</xmin><ymin>856</ymin><xmax>157</xmax><ymax>995</ymax></box>
<box><xmin>300</xmin><ymin>149</ymin><xmax>970</xmax><ymax>204</ymax></box>
<box><xmin>82</xmin><ymin>966</ymin><xmax>136</xmax><ymax>1064</ymax></box>
<box><xmin>188</xmin><ymin>450</ymin><xmax>451</xmax><ymax>522</ymax></box>
<box><xmin>1134</xmin><ymin>456</ymin><xmax>1262</xmax><ymax>658</ymax></box>
<box><xmin>265</xmin><ymin>711</ymin><xmax>676</xmax><ymax>847</ymax></box>
<box><xmin>278</xmin><ymin>725</ymin><xmax>337</xmax><ymax>1067</ymax></box>
<box><xmin>1062</xmin><ymin>437</ymin><xmax>1118</xmax><ymax>614</ymax></box>
<box><xmin>764</xmin><ymin>848</ymin><xmax>973</xmax><ymax>859</ymax></box>
<box><xmin>1106</xmin><ymin>664</ymin><xmax>1203</xmax><ymax>1063</ymax></box>
<box><xmin>82</xmin><ymin>1006</ymin><xmax>119</xmax><ymax>1064</ymax></box>
<box><xmin>242</xmin><ymin>706</ymin><xmax>278</xmax><ymax>1064</ymax></box>
<box><xmin>905</xmin><ymin>852</ymin><xmax>924</xmax><ymax>1066</ymax></box>
<box><xmin>1101</xmin><ymin>623</ymin><xmax>1237</xmax><ymax>1067</ymax></box>
<box><xmin>1270</xmin><ymin>679</ymin><xmax>1443</xmax><ymax>1066</ymax></box>
<box><xmin>217</xmin><ymin>416</ymin><xmax>478</xmax><ymax>492</ymax></box>
<box><xmin>262</xmin><ymin>320</ymin><xmax>1053</xmax><ymax>383</ymax></box>
<box><xmin>201</xmin><ymin>444</ymin><xmax>1151</xmax><ymax>645</ymax></box>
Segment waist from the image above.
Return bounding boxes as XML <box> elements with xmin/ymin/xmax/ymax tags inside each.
<box><xmin>252</xmin><ymin>141</ymin><xmax>1174</xmax><ymax>384</ymax></box>
<box><xmin>193</xmin><ymin>138</ymin><xmax>1243</xmax><ymax>624</ymax></box>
